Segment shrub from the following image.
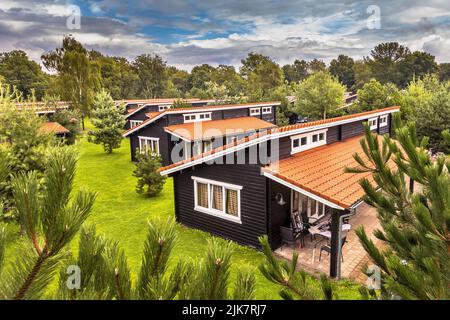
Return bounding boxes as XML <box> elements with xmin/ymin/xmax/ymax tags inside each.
<box><xmin>133</xmin><ymin>150</ymin><xmax>166</xmax><ymax>197</ymax></box>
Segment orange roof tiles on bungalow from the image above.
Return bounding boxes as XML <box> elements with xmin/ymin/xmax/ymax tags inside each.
<box><xmin>262</xmin><ymin>135</ymin><xmax>374</xmax><ymax>209</ymax></box>
<box><xmin>164</xmin><ymin>117</ymin><xmax>277</xmax><ymax>142</ymax></box>
<box><xmin>158</xmin><ymin>106</ymin><xmax>400</xmax><ymax>175</ymax></box>
<box><xmin>122</xmin><ymin>101</ymin><xmax>282</xmax><ymax>137</ymax></box>
<box><xmin>40</xmin><ymin>122</ymin><xmax>70</xmax><ymax>135</ymax></box>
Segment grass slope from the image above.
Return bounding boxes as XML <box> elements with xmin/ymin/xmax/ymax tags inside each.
<box><xmin>4</xmin><ymin>131</ymin><xmax>361</xmax><ymax>299</ymax></box>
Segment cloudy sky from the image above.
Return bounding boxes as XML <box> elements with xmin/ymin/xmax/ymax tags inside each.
<box><xmin>1</xmin><ymin>0</ymin><xmax>450</xmax><ymax>70</ymax></box>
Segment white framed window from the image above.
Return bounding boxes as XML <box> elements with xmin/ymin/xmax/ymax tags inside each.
<box><xmin>138</xmin><ymin>136</ymin><xmax>160</xmax><ymax>155</ymax></box>
<box><xmin>130</xmin><ymin>120</ymin><xmax>143</xmax><ymax>128</ymax></box>
<box><xmin>291</xmin><ymin>191</ymin><xmax>326</xmax><ymax>221</ymax></box>
<box><xmin>262</xmin><ymin>106</ymin><xmax>272</xmax><ymax>114</ymax></box>
<box><xmin>291</xmin><ymin>129</ymin><xmax>327</xmax><ymax>154</ymax></box>
<box><xmin>249</xmin><ymin>108</ymin><xmax>261</xmax><ymax>116</ymax></box>
<box><xmin>368</xmin><ymin>117</ymin><xmax>378</xmax><ymax>130</ymax></box>
<box><xmin>158</xmin><ymin>105</ymin><xmax>172</xmax><ymax>111</ymax></box>
<box><xmin>379</xmin><ymin>115</ymin><xmax>388</xmax><ymax>127</ymax></box>
<box><xmin>183</xmin><ymin>112</ymin><xmax>212</xmax><ymax>123</ymax></box>
<box><xmin>192</xmin><ymin>176</ymin><xmax>242</xmax><ymax>223</ymax></box>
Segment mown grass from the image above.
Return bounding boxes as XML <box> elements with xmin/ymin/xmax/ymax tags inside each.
<box><xmin>3</xmin><ymin>126</ymin><xmax>361</xmax><ymax>299</ymax></box>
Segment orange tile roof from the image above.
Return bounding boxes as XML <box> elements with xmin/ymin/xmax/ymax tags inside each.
<box><xmin>40</xmin><ymin>122</ymin><xmax>70</xmax><ymax>135</ymax></box>
<box><xmin>164</xmin><ymin>117</ymin><xmax>277</xmax><ymax>141</ymax></box>
<box><xmin>262</xmin><ymin>135</ymin><xmax>397</xmax><ymax>209</ymax></box>
<box><xmin>145</xmin><ymin>111</ymin><xmax>164</xmax><ymax>119</ymax></box>
<box><xmin>122</xmin><ymin>101</ymin><xmax>281</xmax><ymax>136</ymax></box>
<box><xmin>158</xmin><ymin>106</ymin><xmax>400</xmax><ymax>174</ymax></box>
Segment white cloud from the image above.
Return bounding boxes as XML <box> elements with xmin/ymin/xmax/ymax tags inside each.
<box><xmin>0</xmin><ymin>0</ymin><xmax>450</xmax><ymax>70</ymax></box>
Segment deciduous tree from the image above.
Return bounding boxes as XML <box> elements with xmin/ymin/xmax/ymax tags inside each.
<box><xmin>133</xmin><ymin>54</ymin><xmax>168</xmax><ymax>98</ymax></box>
<box><xmin>329</xmin><ymin>55</ymin><xmax>355</xmax><ymax>89</ymax></box>
<box><xmin>41</xmin><ymin>35</ymin><xmax>101</xmax><ymax>130</ymax></box>
<box><xmin>0</xmin><ymin>50</ymin><xmax>49</xmax><ymax>100</ymax></box>
<box><xmin>293</xmin><ymin>71</ymin><xmax>345</xmax><ymax>120</ymax></box>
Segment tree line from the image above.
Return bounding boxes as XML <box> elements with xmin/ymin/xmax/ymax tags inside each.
<box><xmin>1</xmin><ymin>36</ymin><xmax>449</xmax><ymax>102</ymax></box>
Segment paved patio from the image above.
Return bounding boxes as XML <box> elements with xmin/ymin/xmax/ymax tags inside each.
<box><xmin>274</xmin><ymin>202</ymin><xmax>382</xmax><ymax>283</ymax></box>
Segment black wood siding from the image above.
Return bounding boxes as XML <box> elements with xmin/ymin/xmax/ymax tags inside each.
<box><xmin>129</xmin><ymin>117</ymin><xmax>171</xmax><ymax>164</ymax></box>
<box><xmin>326</xmin><ymin>126</ymin><xmax>340</xmax><ymax>144</ymax></box>
<box><xmin>173</xmin><ymin>164</ymin><xmax>268</xmax><ymax>248</ymax></box>
<box><xmin>268</xmin><ymin>180</ymin><xmax>291</xmax><ymax>249</ymax></box>
<box><xmin>378</xmin><ymin>114</ymin><xmax>391</xmax><ymax>135</ymax></box>
<box><xmin>341</xmin><ymin>120</ymin><xmax>364</xmax><ymax>140</ymax></box>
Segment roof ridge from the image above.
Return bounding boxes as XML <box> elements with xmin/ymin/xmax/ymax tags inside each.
<box><xmin>158</xmin><ymin>106</ymin><xmax>400</xmax><ymax>174</ymax></box>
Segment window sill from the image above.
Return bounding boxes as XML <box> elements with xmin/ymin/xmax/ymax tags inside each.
<box><xmin>194</xmin><ymin>206</ymin><xmax>242</xmax><ymax>224</ymax></box>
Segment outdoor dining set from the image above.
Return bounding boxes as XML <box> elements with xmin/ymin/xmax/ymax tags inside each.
<box><xmin>280</xmin><ymin>210</ymin><xmax>351</xmax><ymax>261</ymax></box>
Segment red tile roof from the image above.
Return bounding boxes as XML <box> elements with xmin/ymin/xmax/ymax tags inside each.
<box><xmin>164</xmin><ymin>117</ymin><xmax>277</xmax><ymax>141</ymax></box>
<box><xmin>158</xmin><ymin>106</ymin><xmax>400</xmax><ymax>174</ymax></box>
<box><xmin>145</xmin><ymin>112</ymin><xmax>163</xmax><ymax>119</ymax></box>
<box><xmin>262</xmin><ymin>135</ymin><xmax>382</xmax><ymax>209</ymax></box>
<box><xmin>40</xmin><ymin>122</ymin><xmax>70</xmax><ymax>135</ymax></box>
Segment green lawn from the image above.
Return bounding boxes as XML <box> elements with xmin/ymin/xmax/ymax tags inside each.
<box><xmin>4</xmin><ymin>131</ymin><xmax>361</xmax><ymax>299</ymax></box>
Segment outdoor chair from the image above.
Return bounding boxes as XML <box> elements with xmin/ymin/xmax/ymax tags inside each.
<box><xmin>319</xmin><ymin>236</ymin><xmax>347</xmax><ymax>262</ymax></box>
<box><xmin>289</xmin><ymin>210</ymin><xmax>306</xmax><ymax>247</ymax></box>
<box><xmin>280</xmin><ymin>225</ymin><xmax>304</xmax><ymax>247</ymax></box>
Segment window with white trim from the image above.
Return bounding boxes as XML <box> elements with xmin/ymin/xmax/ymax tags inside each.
<box><xmin>292</xmin><ymin>191</ymin><xmax>326</xmax><ymax>221</ymax></box>
<box><xmin>368</xmin><ymin>117</ymin><xmax>378</xmax><ymax>130</ymax></box>
<box><xmin>291</xmin><ymin>129</ymin><xmax>327</xmax><ymax>154</ymax></box>
<box><xmin>249</xmin><ymin>108</ymin><xmax>261</xmax><ymax>116</ymax></box>
<box><xmin>193</xmin><ymin>177</ymin><xmax>242</xmax><ymax>223</ymax></box>
<box><xmin>130</xmin><ymin>120</ymin><xmax>143</xmax><ymax>128</ymax></box>
<box><xmin>138</xmin><ymin>136</ymin><xmax>160</xmax><ymax>155</ymax></box>
<box><xmin>379</xmin><ymin>115</ymin><xmax>388</xmax><ymax>127</ymax></box>
<box><xmin>183</xmin><ymin>112</ymin><xmax>211</xmax><ymax>123</ymax></box>
<box><xmin>158</xmin><ymin>105</ymin><xmax>172</xmax><ymax>111</ymax></box>
<box><xmin>262</xmin><ymin>106</ymin><xmax>272</xmax><ymax>114</ymax></box>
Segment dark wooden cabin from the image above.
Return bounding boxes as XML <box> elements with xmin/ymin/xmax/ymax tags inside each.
<box><xmin>122</xmin><ymin>101</ymin><xmax>281</xmax><ymax>166</ymax></box>
<box><xmin>122</xmin><ymin>98</ymin><xmax>215</xmax><ymax>130</ymax></box>
<box><xmin>159</xmin><ymin>106</ymin><xmax>400</xmax><ymax>277</ymax></box>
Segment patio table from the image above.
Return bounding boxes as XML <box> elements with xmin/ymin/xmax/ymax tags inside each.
<box><xmin>311</xmin><ymin>224</ymin><xmax>351</xmax><ymax>248</ymax></box>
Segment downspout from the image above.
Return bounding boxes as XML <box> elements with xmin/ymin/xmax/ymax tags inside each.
<box><xmin>335</xmin><ymin>207</ymin><xmax>357</xmax><ymax>279</ymax></box>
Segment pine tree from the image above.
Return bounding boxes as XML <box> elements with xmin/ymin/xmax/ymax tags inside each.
<box><xmin>87</xmin><ymin>89</ymin><xmax>125</xmax><ymax>153</ymax></box>
<box><xmin>0</xmin><ymin>147</ymin><xmax>96</xmax><ymax>299</ymax></box>
<box><xmin>258</xmin><ymin>236</ymin><xmax>336</xmax><ymax>300</ymax></box>
<box><xmin>133</xmin><ymin>151</ymin><xmax>166</xmax><ymax>197</ymax></box>
<box><xmin>346</xmin><ymin>113</ymin><xmax>450</xmax><ymax>300</ymax></box>
<box><xmin>55</xmin><ymin>219</ymin><xmax>256</xmax><ymax>300</ymax></box>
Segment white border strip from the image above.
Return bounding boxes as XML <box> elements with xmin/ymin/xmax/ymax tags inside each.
<box><xmin>262</xmin><ymin>171</ymin><xmax>345</xmax><ymax>210</ymax></box>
